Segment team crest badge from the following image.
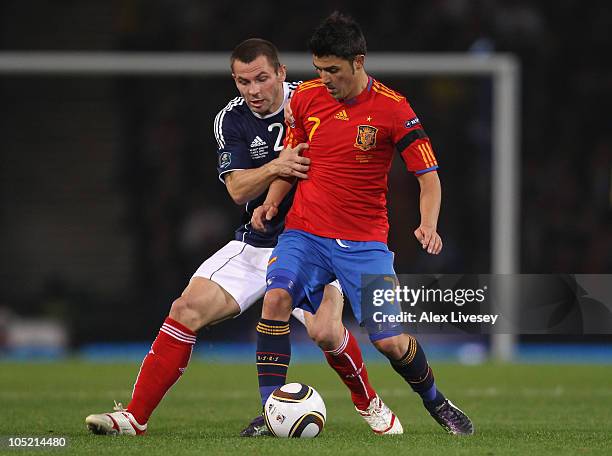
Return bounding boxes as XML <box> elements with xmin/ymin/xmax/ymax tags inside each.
<box><xmin>354</xmin><ymin>125</ymin><xmax>378</xmax><ymax>151</ymax></box>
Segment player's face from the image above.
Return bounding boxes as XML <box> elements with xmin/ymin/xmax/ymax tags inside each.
<box><xmin>232</xmin><ymin>55</ymin><xmax>286</xmax><ymax>116</ymax></box>
<box><xmin>313</xmin><ymin>55</ymin><xmax>364</xmax><ymax>100</ymax></box>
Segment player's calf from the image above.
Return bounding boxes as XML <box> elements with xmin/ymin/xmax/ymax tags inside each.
<box><xmin>374</xmin><ymin>333</ymin><xmax>445</xmax><ymax>406</ymax></box>
<box><xmin>373</xmin><ymin>333</ymin><xmax>474</xmax><ymax>435</ymax></box>
<box><xmin>254</xmin><ymin>289</ymin><xmax>294</xmax><ymax>412</ymax></box>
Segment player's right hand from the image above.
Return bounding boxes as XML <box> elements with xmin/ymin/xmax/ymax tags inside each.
<box><xmin>274</xmin><ymin>143</ymin><xmax>310</xmax><ymax>179</ymax></box>
<box><xmin>251</xmin><ymin>203</ymin><xmax>279</xmax><ymax>232</ymax></box>
<box><xmin>414</xmin><ymin>224</ymin><xmax>443</xmax><ymax>255</ymax></box>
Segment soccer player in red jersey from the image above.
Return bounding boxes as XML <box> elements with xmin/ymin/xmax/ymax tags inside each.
<box><xmin>251</xmin><ymin>13</ymin><xmax>474</xmax><ymax>435</ymax></box>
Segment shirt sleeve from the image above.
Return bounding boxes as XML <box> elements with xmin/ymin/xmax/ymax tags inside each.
<box><xmin>214</xmin><ymin>110</ymin><xmax>252</xmax><ymax>183</ymax></box>
<box><xmin>392</xmin><ymin>100</ymin><xmax>439</xmax><ymax>175</ymax></box>
<box><xmin>283</xmin><ymin>90</ymin><xmax>308</xmax><ymax>148</ymax></box>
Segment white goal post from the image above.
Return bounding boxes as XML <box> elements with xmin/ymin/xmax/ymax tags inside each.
<box><xmin>0</xmin><ymin>52</ymin><xmax>520</xmax><ymax>361</ymax></box>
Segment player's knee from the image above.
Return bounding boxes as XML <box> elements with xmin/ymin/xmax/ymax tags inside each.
<box><xmin>262</xmin><ymin>289</ymin><xmax>293</xmax><ymax>320</ymax></box>
<box><xmin>372</xmin><ymin>335</ymin><xmax>406</xmax><ymax>360</ymax></box>
<box><xmin>169</xmin><ymin>295</ymin><xmax>209</xmax><ymax>332</ymax></box>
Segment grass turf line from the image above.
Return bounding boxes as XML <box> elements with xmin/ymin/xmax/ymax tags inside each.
<box><xmin>0</xmin><ymin>361</ymin><xmax>611</xmax><ymax>455</ymax></box>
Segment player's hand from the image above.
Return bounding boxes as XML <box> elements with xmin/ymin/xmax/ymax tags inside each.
<box><xmin>251</xmin><ymin>203</ymin><xmax>279</xmax><ymax>232</ymax></box>
<box><xmin>274</xmin><ymin>143</ymin><xmax>310</xmax><ymax>179</ymax></box>
<box><xmin>284</xmin><ymin>102</ymin><xmax>295</xmax><ymax>128</ymax></box>
<box><xmin>414</xmin><ymin>225</ymin><xmax>443</xmax><ymax>254</ymax></box>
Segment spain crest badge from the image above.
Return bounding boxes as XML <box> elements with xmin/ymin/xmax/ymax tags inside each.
<box><xmin>354</xmin><ymin>125</ymin><xmax>378</xmax><ymax>151</ymax></box>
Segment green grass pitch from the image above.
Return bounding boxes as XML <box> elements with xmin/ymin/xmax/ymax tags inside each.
<box><xmin>1</xmin><ymin>361</ymin><xmax>611</xmax><ymax>455</ymax></box>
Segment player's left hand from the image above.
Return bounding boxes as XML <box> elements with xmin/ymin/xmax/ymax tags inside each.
<box><xmin>414</xmin><ymin>225</ymin><xmax>443</xmax><ymax>254</ymax></box>
<box><xmin>251</xmin><ymin>203</ymin><xmax>279</xmax><ymax>232</ymax></box>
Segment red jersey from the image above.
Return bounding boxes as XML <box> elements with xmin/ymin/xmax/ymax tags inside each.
<box><xmin>284</xmin><ymin>76</ymin><xmax>438</xmax><ymax>243</ymax></box>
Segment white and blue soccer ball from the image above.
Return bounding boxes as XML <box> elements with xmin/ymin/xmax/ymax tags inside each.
<box><xmin>264</xmin><ymin>383</ymin><xmax>326</xmax><ymax>438</ymax></box>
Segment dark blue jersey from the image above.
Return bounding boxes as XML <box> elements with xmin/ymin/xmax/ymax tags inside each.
<box><xmin>214</xmin><ymin>82</ymin><xmax>300</xmax><ymax>248</ymax></box>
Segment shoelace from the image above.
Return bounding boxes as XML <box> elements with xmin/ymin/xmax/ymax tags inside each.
<box><xmin>113</xmin><ymin>400</ymin><xmax>126</xmax><ymax>412</ymax></box>
<box><xmin>365</xmin><ymin>399</ymin><xmax>389</xmax><ymax>427</ymax></box>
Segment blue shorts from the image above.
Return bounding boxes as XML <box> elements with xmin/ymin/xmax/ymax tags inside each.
<box><xmin>266</xmin><ymin>229</ymin><xmax>402</xmax><ymax>340</ymax></box>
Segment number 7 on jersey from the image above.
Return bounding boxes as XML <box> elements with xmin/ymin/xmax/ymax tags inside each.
<box><xmin>307</xmin><ymin>116</ymin><xmax>321</xmax><ymax>141</ymax></box>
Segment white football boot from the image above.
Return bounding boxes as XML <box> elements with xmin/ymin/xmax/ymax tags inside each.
<box><xmin>85</xmin><ymin>401</ymin><xmax>147</xmax><ymax>436</ymax></box>
<box><xmin>356</xmin><ymin>395</ymin><xmax>403</xmax><ymax>435</ymax></box>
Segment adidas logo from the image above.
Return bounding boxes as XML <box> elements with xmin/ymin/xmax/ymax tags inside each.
<box><xmin>334</xmin><ymin>110</ymin><xmax>349</xmax><ymax>121</ymax></box>
<box><xmin>250</xmin><ymin>136</ymin><xmax>267</xmax><ymax>147</ymax></box>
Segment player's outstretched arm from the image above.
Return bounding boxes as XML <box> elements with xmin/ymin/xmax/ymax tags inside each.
<box><xmin>414</xmin><ymin>171</ymin><xmax>443</xmax><ymax>255</ymax></box>
<box><xmin>224</xmin><ymin>143</ymin><xmax>310</xmax><ymax>205</ymax></box>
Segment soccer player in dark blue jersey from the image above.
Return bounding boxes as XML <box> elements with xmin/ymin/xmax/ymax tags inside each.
<box><xmin>85</xmin><ymin>38</ymin><xmax>400</xmax><ymax>438</ymax></box>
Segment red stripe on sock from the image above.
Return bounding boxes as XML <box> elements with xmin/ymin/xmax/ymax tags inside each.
<box><xmin>165</xmin><ymin>317</ymin><xmax>196</xmax><ymax>337</ymax></box>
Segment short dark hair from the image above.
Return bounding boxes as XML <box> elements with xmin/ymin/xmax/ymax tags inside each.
<box><xmin>308</xmin><ymin>12</ymin><xmax>367</xmax><ymax>61</ymax></box>
<box><xmin>230</xmin><ymin>38</ymin><xmax>281</xmax><ymax>72</ymax></box>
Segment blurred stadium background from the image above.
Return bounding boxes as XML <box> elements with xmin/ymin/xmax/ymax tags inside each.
<box><xmin>0</xmin><ymin>1</ymin><xmax>610</xmax><ymax>366</ymax></box>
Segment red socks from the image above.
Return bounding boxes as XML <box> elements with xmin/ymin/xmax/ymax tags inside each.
<box><xmin>127</xmin><ymin>317</ymin><xmax>196</xmax><ymax>424</ymax></box>
<box><xmin>324</xmin><ymin>328</ymin><xmax>376</xmax><ymax>410</ymax></box>
<box><xmin>126</xmin><ymin>320</ymin><xmax>373</xmax><ymax>423</ymax></box>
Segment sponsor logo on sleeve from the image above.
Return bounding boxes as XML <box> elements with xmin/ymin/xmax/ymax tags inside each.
<box><xmin>219</xmin><ymin>151</ymin><xmax>231</xmax><ymax>168</ymax></box>
<box><xmin>404</xmin><ymin>117</ymin><xmax>421</xmax><ymax>128</ymax></box>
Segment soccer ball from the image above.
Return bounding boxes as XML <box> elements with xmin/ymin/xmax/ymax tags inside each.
<box><xmin>264</xmin><ymin>383</ymin><xmax>326</xmax><ymax>438</ymax></box>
